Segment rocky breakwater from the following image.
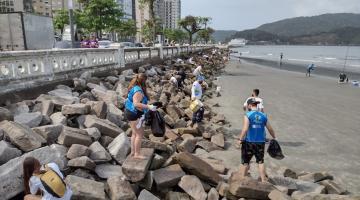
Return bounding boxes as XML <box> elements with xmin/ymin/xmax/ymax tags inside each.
<box><xmin>0</xmin><ymin>48</ymin><xmax>358</xmax><ymax>200</ymax></box>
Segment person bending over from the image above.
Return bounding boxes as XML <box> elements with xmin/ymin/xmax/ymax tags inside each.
<box><xmin>306</xmin><ymin>63</ymin><xmax>315</xmax><ymax>77</ymax></box>
<box><xmin>237</xmin><ymin>98</ymin><xmax>276</xmax><ymax>182</ymax></box>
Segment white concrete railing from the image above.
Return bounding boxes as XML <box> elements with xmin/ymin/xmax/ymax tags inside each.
<box><xmin>0</xmin><ymin>45</ymin><xmax>210</xmax><ymax>81</ymax></box>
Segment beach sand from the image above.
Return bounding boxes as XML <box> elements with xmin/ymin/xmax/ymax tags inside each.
<box><xmin>207</xmin><ymin>59</ymin><xmax>360</xmax><ymax>193</ymax></box>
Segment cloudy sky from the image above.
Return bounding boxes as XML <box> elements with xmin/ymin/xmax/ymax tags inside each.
<box><xmin>181</xmin><ymin>0</ymin><xmax>360</xmax><ymax>30</ymax></box>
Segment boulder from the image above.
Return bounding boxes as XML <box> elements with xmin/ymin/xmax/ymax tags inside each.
<box><xmin>107</xmin><ymin>177</ymin><xmax>136</xmax><ymax>200</ymax></box>
<box><xmin>174</xmin><ymin>152</ymin><xmax>222</xmax><ymax>185</ymax></box>
<box><xmin>138</xmin><ymin>189</ymin><xmax>160</xmax><ymax>200</ymax></box>
<box><xmin>5</xmin><ymin>102</ymin><xmax>29</xmax><ymax>116</ymax></box>
<box><xmin>14</xmin><ymin>112</ymin><xmax>43</xmax><ymax>128</ymax></box>
<box><xmin>95</xmin><ymin>164</ymin><xmax>125</xmax><ymax>179</ymax></box>
<box><xmin>138</xmin><ymin>171</ymin><xmax>154</xmax><ymax>191</ymax></box>
<box><xmin>200</xmin><ymin>157</ymin><xmax>227</xmax><ymax>174</ymax></box>
<box><xmin>68</xmin><ymin>156</ymin><xmax>96</xmax><ymax>171</ymax></box>
<box><xmin>88</xmin><ymin>141</ymin><xmax>112</xmax><ymax>163</ymax></box>
<box><xmin>106</xmin><ymin>103</ymin><xmax>124</xmax><ymax>126</ymax></box>
<box><xmin>217</xmin><ymin>181</ymin><xmax>229</xmax><ymax>197</ymax></box>
<box><xmin>41</xmin><ymin>100</ymin><xmax>54</xmax><ymax>116</ymax></box>
<box><xmin>298</xmin><ymin>172</ymin><xmax>333</xmax><ymax>183</ymax></box>
<box><xmin>166</xmin><ymin>105</ymin><xmax>181</xmax><ymax>120</ymax></box>
<box><xmin>164</xmin><ymin>115</ymin><xmax>175</xmax><ymax>127</ymax></box>
<box><xmin>89</xmin><ymin>101</ymin><xmax>107</xmax><ymax>119</ymax></box>
<box><xmin>141</xmin><ymin>139</ymin><xmax>172</xmax><ymax>153</ymax></box>
<box><xmin>174</xmin><ymin>119</ymin><xmax>187</xmax><ymax>129</ymax></box>
<box><xmin>57</xmin><ymin>126</ymin><xmax>92</xmax><ymax>147</ymax></box>
<box><xmin>65</xmin><ymin>175</ymin><xmax>106</xmax><ymax>200</ymax></box>
<box><xmin>164</xmin><ymin>128</ymin><xmax>179</xmax><ymax>141</ymax></box>
<box><xmin>99</xmin><ymin>135</ymin><xmax>114</xmax><ymax>148</ymax></box>
<box><xmin>211</xmin><ymin>133</ymin><xmax>225</xmax><ymax>148</ymax></box>
<box><xmin>0</xmin><ymin>141</ymin><xmax>22</xmax><ymax>165</ymax></box>
<box><xmin>228</xmin><ymin>172</ymin><xmax>275</xmax><ymax>200</ymax></box>
<box><xmin>178</xmin><ymin>175</ymin><xmax>207</xmax><ymax>200</ymax></box>
<box><xmin>122</xmin><ymin>148</ymin><xmax>154</xmax><ymax>182</ymax></box>
<box><xmin>177</xmin><ymin>138</ymin><xmax>197</xmax><ymax>153</ymax></box>
<box><xmin>207</xmin><ymin>188</ymin><xmax>219</xmax><ymax>200</ymax></box>
<box><xmin>32</xmin><ymin>124</ymin><xmax>63</xmax><ymax>144</ymax></box>
<box><xmin>84</xmin><ymin>127</ymin><xmax>101</xmax><ymax>141</ymax></box>
<box><xmin>291</xmin><ymin>192</ymin><xmax>359</xmax><ymax>200</ymax></box>
<box><xmin>67</xmin><ymin>144</ymin><xmax>90</xmax><ymax>159</ymax></box>
<box><xmin>177</xmin><ymin>127</ymin><xmax>198</xmax><ymax>135</ymax></box>
<box><xmin>107</xmin><ymin>132</ymin><xmax>130</xmax><ymax>164</ymax></box>
<box><xmin>268</xmin><ymin>189</ymin><xmax>291</xmax><ymax>200</ymax></box>
<box><xmin>0</xmin><ymin>120</ymin><xmax>43</xmax><ymax>152</ymax></box>
<box><xmin>149</xmin><ymin>153</ymin><xmax>167</xmax><ymax>170</ymax></box>
<box><xmin>50</xmin><ymin>112</ymin><xmax>67</xmax><ymax>125</ymax></box>
<box><xmin>0</xmin><ymin>107</ymin><xmax>14</xmax><ymax>122</ymax></box>
<box><xmin>165</xmin><ymin>192</ymin><xmax>190</xmax><ymax>200</ymax></box>
<box><xmin>319</xmin><ymin>180</ymin><xmax>347</xmax><ymax>195</ymax></box>
<box><xmin>196</xmin><ymin>140</ymin><xmax>222</xmax><ymax>152</ymax></box>
<box><xmin>153</xmin><ymin>164</ymin><xmax>186</xmax><ymax>188</ymax></box>
<box><xmin>0</xmin><ymin>145</ymin><xmax>67</xmax><ymax>199</ymax></box>
<box><xmin>212</xmin><ymin>114</ymin><xmax>225</xmax><ymax>123</ymax></box>
<box><xmin>62</xmin><ymin>104</ymin><xmax>90</xmax><ymax>115</ymax></box>
<box><xmin>37</xmin><ymin>94</ymin><xmax>77</xmax><ymax>106</ymax></box>
<box><xmin>84</xmin><ymin>115</ymin><xmax>123</xmax><ymax>138</ymax></box>
<box><xmin>277</xmin><ymin>167</ymin><xmax>297</xmax><ymax>179</ymax></box>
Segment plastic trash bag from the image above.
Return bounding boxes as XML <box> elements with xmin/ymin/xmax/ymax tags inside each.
<box><xmin>267</xmin><ymin>139</ymin><xmax>285</xmax><ymax>160</ymax></box>
<box><xmin>145</xmin><ymin>111</ymin><xmax>165</xmax><ymax>137</ymax></box>
<box><xmin>190</xmin><ymin>99</ymin><xmax>203</xmax><ymax>113</ymax></box>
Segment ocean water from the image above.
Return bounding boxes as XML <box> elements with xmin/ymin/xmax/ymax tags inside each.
<box><xmin>234</xmin><ymin>45</ymin><xmax>360</xmax><ymax>72</ymax></box>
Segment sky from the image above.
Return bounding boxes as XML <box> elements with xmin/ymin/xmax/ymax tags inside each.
<box><xmin>181</xmin><ymin>0</ymin><xmax>360</xmax><ymax>31</ymax></box>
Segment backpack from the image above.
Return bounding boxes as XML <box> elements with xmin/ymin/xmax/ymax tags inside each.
<box><xmin>38</xmin><ymin>165</ymin><xmax>67</xmax><ymax>198</ymax></box>
<box><xmin>267</xmin><ymin>139</ymin><xmax>285</xmax><ymax>160</ymax></box>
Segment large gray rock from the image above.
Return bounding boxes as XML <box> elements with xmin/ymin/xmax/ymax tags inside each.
<box><xmin>14</xmin><ymin>112</ymin><xmax>43</xmax><ymax>128</ymax></box>
<box><xmin>36</xmin><ymin>94</ymin><xmax>77</xmax><ymax>106</ymax></box>
<box><xmin>32</xmin><ymin>124</ymin><xmax>63</xmax><ymax>144</ymax></box>
<box><xmin>298</xmin><ymin>172</ymin><xmax>333</xmax><ymax>183</ymax></box>
<box><xmin>178</xmin><ymin>138</ymin><xmax>197</xmax><ymax>153</ymax></box>
<box><xmin>107</xmin><ymin>177</ymin><xmax>136</xmax><ymax>200</ymax></box>
<box><xmin>5</xmin><ymin>102</ymin><xmax>29</xmax><ymax>116</ymax></box>
<box><xmin>50</xmin><ymin>112</ymin><xmax>67</xmax><ymax>125</ymax></box>
<box><xmin>68</xmin><ymin>156</ymin><xmax>96</xmax><ymax>171</ymax></box>
<box><xmin>0</xmin><ymin>145</ymin><xmax>67</xmax><ymax>199</ymax></box>
<box><xmin>196</xmin><ymin>140</ymin><xmax>222</xmax><ymax>152</ymax></box>
<box><xmin>319</xmin><ymin>180</ymin><xmax>347</xmax><ymax>195</ymax></box>
<box><xmin>67</xmin><ymin>144</ymin><xmax>90</xmax><ymax>159</ymax></box>
<box><xmin>178</xmin><ymin>175</ymin><xmax>207</xmax><ymax>200</ymax></box>
<box><xmin>88</xmin><ymin>141</ymin><xmax>112</xmax><ymax>163</ymax></box>
<box><xmin>211</xmin><ymin>133</ymin><xmax>225</xmax><ymax>148</ymax></box>
<box><xmin>268</xmin><ymin>189</ymin><xmax>291</xmax><ymax>200</ymax></box>
<box><xmin>228</xmin><ymin>172</ymin><xmax>275</xmax><ymax>200</ymax></box>
<box><xmin>88</xmin><ymin>101</ymin><xmax>107</xmax><ymax>119</ymax></box>
<box><xmin>95</xmin><ymin>164</ymin><xmax>125</xmax><ymax>179</ymax></box>
<box><xmin>41</xmin><ymin>100</ymin><xmax>54</xmax><ymax>116</ymax></box>
<box><xmin>153</xmin><ymin>164</ymin><xmax>186</xmax><ymax>188</ymax></box>
<box><xmin>165</xmin><ymin>192</ymin><xmax>190</xmax><ymax>200</ymax></box>
<box><xmin>122</xmin><ymin>148</ymin><xmax>154</xmax><ymax>182</ymax></box>
<box><xmin>174</xmin><ymin>152</ymin><xmax>222</xmax><ymax>185</ymax></box>
<box><xmin>85</xmin><ymin>127</ymin><xmax>101</xmax><ymax>141</ymax></box>
<box><xmin>106</xmin><ymin>103</ymin><xmax>124</xmax><ymax>126</ymax></box>
<box><xmin>292</xmin><ymin>192</ymin><xmax>360</xmax><ymax>200</ymax></box>
<box><xmin>107</xmin><ymin>132</ymin><xmax>131</xmax><ymax>164</ymax></box>
<box><xmin>62</xmin><ymin>104</ymin><xmax>90</xmax><ymax>115</ymax></box>
<box><xmin>84</xmin><ymin>115</ymin><xmax>123</xmax><ymax>138</ymax></box>
<box><xmin>0</xmin><ymin>120</ymin><xmax>43</xmax><ymax>152</ymax></box>
<box><xmin>138</xmin><ymin>189</ymin><xmax>160</xmax><ymax>200</ymax></box>
<box><xmin>0</xmin><ymin>141</ymin><xmax>22</xmax><ymax>165</ymax></box>
<box><xmin>65</xmin><ymin>175</ymin><xmax>106</xmax><ymax>200</ymax></box>
<box><xmin>207</xmin><ymin>188</ymin><xmax>220</xmax><ymax>200</ymax></box>
<box><xmin>57</xmin><ymin>126</ymin><xmax>92</xmax><ymax>147</ymax></box>
<box><xmin>0</xmin><ymin>107</ymin><xmax>14</xmax><ymax>122</ymax></box>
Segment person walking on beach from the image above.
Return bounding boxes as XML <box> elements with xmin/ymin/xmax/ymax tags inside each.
<box><xmin>243</xmin><ymin>89</ymin><xmax>264</xmax><ymax>112</ymax></box>
<box><xmin>237</xmin><ymin>98</ymin><xmax>276</xmax><ymax>182</ymax></box>
<box><xmin>280</xmin><ymin>52</ymin><xmax>284</xmax><ymax>66</ymax></box>
<box><xmin>23</xmin><ymin>157</ymin><xmax>72</xmax><ymax>200</ymax></box>
<box><xmin>306</xmin><ymin>63</ymin><xmax>315</xmax><ymax>77</ymax></box>
<box><xmin>125</xmin><ymin>73</ymin><xmax>157</xmax><ymax>159</ymax></box>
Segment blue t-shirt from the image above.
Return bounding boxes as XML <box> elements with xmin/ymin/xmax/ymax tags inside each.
<box><xmin>245</xmin><ymin>110</ymin><xmax>267</xmax><ymax>143</ymax></box>
<box><xmin>125</xmin><ymin>86</ymin><xmax>148</xmax><ymax>113</ymax></box>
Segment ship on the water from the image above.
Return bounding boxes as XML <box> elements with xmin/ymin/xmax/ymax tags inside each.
<box><xmin>228</xmin><ymin>38</ymin><xmax>247</xmax><ymax>48</ymax></box>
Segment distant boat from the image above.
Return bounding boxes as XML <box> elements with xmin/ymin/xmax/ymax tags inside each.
<box><xmin>228</xmin><ymin>38</ymin><xmax>247</xmax><ymax>48</ymax></box>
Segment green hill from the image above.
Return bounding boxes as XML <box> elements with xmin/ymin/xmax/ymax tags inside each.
<box><xmin>212</xmin><ymin>30</ymin><xmax>237</xmax><ymax>42</ymax></box>
<box><xmin>257</xmin><ymin>13</ymin><xmax>360</xmax><ymax>37</ymax></box>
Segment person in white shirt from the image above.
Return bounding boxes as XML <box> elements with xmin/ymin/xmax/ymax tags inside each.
<box><xmin>23</xmin><ymin>157</ymin><xmax>72</xmax><ymax>200</ymax></box>
<box><xmin>169</xmin><ymin>74</ymin><xmax>178</xmax><ymax>88</ymax></box>
<box><xmin>193</xmin><ymin>65</ymin><xmax>202</xmax><ymax>77</ymax></box>
<box><xmin>191</xmin><ymin>75</ymin><xmax>205</xmax><ymax>100</ymax></box>
<box><xmin>188</xmin><ymin>57</ymin><xmax>195</xmax><ymax>65</ymax></box>
<box><xmin>243</xmin><ymin>89</ymin><xmax>264</xmax><ymax>112</ymax></box>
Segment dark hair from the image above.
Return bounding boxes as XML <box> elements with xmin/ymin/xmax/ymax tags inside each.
<box><xmin>23</xmin><ymin>157</ymin><xmax>41</xmax><ymax>195</ymax></box>
<box><xmin>127</xmin><ymin>73</ymin><xmax>148</xmax><ymax>99</ymax></box>
<box><xmin>253</xmin><ymin>89</ymin><xmax>260</xmax><ymax>96</ymax></box>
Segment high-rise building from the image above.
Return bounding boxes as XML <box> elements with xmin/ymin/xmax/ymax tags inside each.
<box><xmin>135</xmin><ymin>0</ymin><xmax>150</xmax><ymax>42</ymax></box>
<box><xmin>0</xmin><ymin>0</ymin><xmax>33</xmax><ymax>13</ymax></box>
<box><xmin>51</xmin><ymin>0</ymin><xmax>82</xmax><ymax>11</ymax></box>
<box><xmin>32</xmin><ymin>0</ymin><xmax>52</xmax><ymax>16</ymax></box>
<box><xmin>115</xmin><ymin>0</ymin><xmax>135</xmax><ymax>20</ymax></box>
<box><xmin>163</xmin><ymin>0</ymin><xmax>180</xmax><ymax>29</ymax></box>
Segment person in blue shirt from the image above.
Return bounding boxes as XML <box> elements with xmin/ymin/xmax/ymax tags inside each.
<box><xmin>306</xmin><ymin>63</ymin><xmax>315</xmax><ymax>77</ymax></box>
<box><xmin>237</xmin><ymin>98</ymin><xmax>276</xmax><ymax>182</ymax></box>
<box><xmin>125</xmin><ymin>73</ymin><xmax>156</xmax><ymax>159</ymax></box>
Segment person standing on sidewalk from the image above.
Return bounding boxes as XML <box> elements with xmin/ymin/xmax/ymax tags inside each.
<box><xmin>237</xmin><ymin>98</ymin><xmax>276</xmax><ymax>182</ymax></box>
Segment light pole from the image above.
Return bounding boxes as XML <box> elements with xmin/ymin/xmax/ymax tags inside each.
<box><xmin>68</xmin><ymin>0</ymin><xmax>75</xmax><ymax>48</ymax></box>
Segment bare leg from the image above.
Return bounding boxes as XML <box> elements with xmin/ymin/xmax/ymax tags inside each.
<box><xmin>239</xmin><ymin>164</ymin><xmax>250</xmax><ymax>177</ymax></box>
<box><xmin>133</xmin><ymin>124</ymin><xmax>145</xmax><ymax>159</ymax></box>
<box><xmin>258</xmin><ymin>163</ymin><xmax>268</xmax><ymax>182</ymax></box>
<box><xmin>129</xmin><ymin>121</ymin><xmax>137</xmax><ymax>157</ymax></box>
<box><xmin>24</xmin><ymin>194</ymin><xmax>42</xmax><ymax>200</ymax></box>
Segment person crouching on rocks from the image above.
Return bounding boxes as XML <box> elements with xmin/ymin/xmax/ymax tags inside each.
<box><xmin>125</xmin><ymin>73</ymin><xmax>157</xmax><ymax>159</ymax></box>
<box><xmin>190</xmin><ymin>75</ymin><xmax>206</xmax><ymax>127</ymax></box>
<box><xmin>236</xmin><ymin>98</ymin><xmax>276</xmax><ymax>182</ymax></box>
<box><xmin>23</xmin><ymin>157</ymin><xmax>72</xmax><ymax>200</ymax></box>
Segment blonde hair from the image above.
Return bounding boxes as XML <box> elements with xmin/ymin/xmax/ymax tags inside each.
<box><xmin>127</xmin><ymin>73</ymin><xmax>148</xmax><ymax>98</ymax></box>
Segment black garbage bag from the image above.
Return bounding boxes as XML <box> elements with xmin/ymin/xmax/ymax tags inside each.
<box><xmin>267</xmin><ymin>139</ymin><xmax>285</xmax><ymax>160</ymax></box>
<box><xmin>145</xmin><ymin>111</ymin><xmax>165</xmax><ymax>137</ymax></box>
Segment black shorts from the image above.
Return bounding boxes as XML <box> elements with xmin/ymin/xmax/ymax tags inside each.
<box><xmin>125</xmin><ymin>109</ymin><xmax>143</xmax><ymax>121</ymax></box>
<box><xmin>241</xmin><ymin>142</ymin><xmax>265</xmax><ymax>164</ymax></box>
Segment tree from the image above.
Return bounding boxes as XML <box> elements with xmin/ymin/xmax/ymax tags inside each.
<box><xmin>80</xmin><ymin>0</ymin><xmax>124</xmax><ymax>38</ymax></box>
<box><xmin>116</xmin><ymin>19</ymin><xmax>137</xmax><ymax>40</ymax></box>
<box><xmin>53</xmin><ymin>9</ymin><xmax>69</xmax><ymax>34</ymax></box>
<box><xmin>139</xmin><ymin>0</ymin><xmax>162</xmax><ymax>42</ymax></box>
<box><xmin>164</xmin><ymin>28</ymin><xmax>187</xmax><ymax>43</ymax></box>
<box><xmin>197</xmin><ymin>27</ymin><xmax>215</xmax><ymax>44</ymax></box>
<box><xmin>178</xmin><ymin>16</ymin><xmax>211</xmax><ymax>44</ymax></box>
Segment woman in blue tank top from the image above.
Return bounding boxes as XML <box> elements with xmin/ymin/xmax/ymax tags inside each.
<box><xmin>125</xmin><ymin>73</ymin><xmax>156</xmax><ymax>159</ymax></box>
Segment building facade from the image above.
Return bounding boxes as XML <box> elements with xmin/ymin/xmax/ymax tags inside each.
<box><xmin>135</xmin><ymin>0</ymin><xmax>150</xmax><ymax>42</ymax></box>
<box><xmin>115</xmin><ymin>0</ymin><xmax>134</xmax><ymax>20</ymax></box>
<box><xmin>32</xmin><ymin>0</ymin><xmax>52</xmax><ymax>16</ymax></box>
<box><xmin>0</xmin><ymin>0</ymin><xmax>32</xmax><ymax>13</ymax></box>
<box><xmin>163</xmin><ymin>0</ymin><xmax>180</xmax><ymax>29</ymax></box>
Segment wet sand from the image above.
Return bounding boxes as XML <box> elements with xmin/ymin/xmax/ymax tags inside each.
<box><xmin>208</xmin><ymin>60</ymin><xmax>360</xmax><ymax>193</ymax></box>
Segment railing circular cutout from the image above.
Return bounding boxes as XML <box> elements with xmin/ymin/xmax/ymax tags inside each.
<box><xmin>0</xmin><ymin>65</ymin><xmax>9</xmax><ymax>75</ymax></box>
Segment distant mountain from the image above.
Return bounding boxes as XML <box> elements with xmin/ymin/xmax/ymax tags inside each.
<box><xmin>212</xmin><ymin>30</ymin><xmax>237</xmax><ymax>42</ymax></box>
<box><xmin>226</xmin><ymin>13</ymin><xmax>360</xmax><ymax>45</ymax></box>
<box><xmin>257</xmin><ymin>13</ymin><xmax>360</xmax><ymax>37</ymax></box>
